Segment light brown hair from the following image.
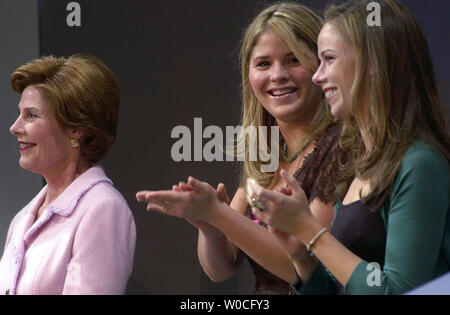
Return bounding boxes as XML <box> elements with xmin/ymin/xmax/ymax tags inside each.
<box><xmin>10</xmin><ymin>54</ymin><xmax>121</xmax><ymax>163</ymax></box>
<box><xmin>324</xmin><ymin>0</ymin><xmax>450</xmax><ymax>207</ymax></box>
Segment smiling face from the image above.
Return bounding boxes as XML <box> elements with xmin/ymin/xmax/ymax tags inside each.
<box><xmin>313</xmin><ymin>23</ymin><xmax>356</xmax><ymax>118</ymax></box>
<box><xmin>248</xmin><ymin>30</ymin><xmax>321</xmax><ymax>126</ymax></box>
<box><xmin>10</xmin><ymin>85</ymin><xmax>77</xmax><ymax>177</ymax></box>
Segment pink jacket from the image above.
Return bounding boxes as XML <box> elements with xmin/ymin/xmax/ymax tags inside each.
<box><xmin>0</xmin><ymin>166</ymin><xmax>136</xmax><ymax>295</ymax></box>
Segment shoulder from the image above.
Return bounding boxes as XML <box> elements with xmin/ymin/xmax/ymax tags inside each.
<box><xmin>385</xmin><ymin>140</ymin><xmax>449</xmax><ymax>214</ymax></box>
<box><xmin>401</xmin><ymin>141</ymin><xmax>448</xmax><ymax>171</ymax></box>
<box><xmin>303</xmin><ymin>122</ymin><xmax>344</xmax><ymax>204</ymax></box>
<box><xmin>397</xmin><ymin>140</ymin><xmax>449</xmax><ymax>183</ymax></box>
<box><xmin>81</xmin><ymin>181</ymin><xmax>132</xmax><ymax>217</ymax></box>
<box><xmin>62</xmin><ymin>167</ymin><xmax>134</xmax><ymax>223</ymax></box>
<box><xmin>74</xmin><ymin>182</ymin><xmax>135</xmax><ymax>238</ymax></box>
<box><xmin>85</xmin><ymin>181</ymin><xmax>128</xmax><ymax>205</ymax></box>
<box><xmin>313</xmin><ymin>121</ymin><xmax>344</xmax><ymax>164</ymax></box>
<box><xmin>317</xmin><ymin>122</ymin><xmax>341</xmax><ymax>147</ymax></box>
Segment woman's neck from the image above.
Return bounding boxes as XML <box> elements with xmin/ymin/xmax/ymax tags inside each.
<box><xmin>42</xmin><ymin>160</ymin><xmax>90</xmax><ymax>207</ymax></box>
<box><xmin>278</xmin><ymin>121</ymin><xmax>310</xmax><ymax>157</ymax></box>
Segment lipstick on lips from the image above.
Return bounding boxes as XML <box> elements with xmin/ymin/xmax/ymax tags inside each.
<box><xmin>18</xmin><ymin>141</ymin><xmax>36</xmax><ymax>152</ymax></box>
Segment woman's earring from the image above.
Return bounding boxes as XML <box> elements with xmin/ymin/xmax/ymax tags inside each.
<box><xmin>70</xmin><ymin>138</ymin><xmax>80</xmax><ymax>148</ymax></box>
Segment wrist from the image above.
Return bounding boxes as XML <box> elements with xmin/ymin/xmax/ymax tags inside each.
<box><xmin>205</xmin><ymin>200</ymin><xmax>228</xmax><ymax>227</ymax></box>
<box><xmin>306</xmin><ymin>227</ymin><xmax>328</xmax><ymax>255</ymax></box>
<box><xmin>296</xmin><ymin>220</ymin><xmax>326</xmax><ymax>246</ymax></box>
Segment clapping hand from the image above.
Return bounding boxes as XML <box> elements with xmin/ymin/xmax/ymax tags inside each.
<box><xmin>248</xmin><ymin>170</ymin><xmax>317</xmax><ymax>264</ymax></box>
<box><xmin>136</xmin><ymin>177</ymin><xmax>230</xmax><ymax>224</ymax></box>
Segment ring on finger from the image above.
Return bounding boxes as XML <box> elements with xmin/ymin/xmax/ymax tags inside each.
<box><xmin>251</xmin><ymin>197</ymin><xmax>265</xmax><ymax>211</ymax></box>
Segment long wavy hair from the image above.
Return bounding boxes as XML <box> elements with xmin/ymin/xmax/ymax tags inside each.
<box><xmin>238</xmin><ymin>2</ymin><xmax>334</xmax><ymax>188</ymax></box>
<box><xmin>324</xmin><ymin>0</ymin><xmax>450</xmax><ymax>207</ymax></box>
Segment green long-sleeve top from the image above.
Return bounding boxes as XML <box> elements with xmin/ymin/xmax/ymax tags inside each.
<box><xmin>293</xmin><ymin>141</ymin><xmax>450</xmax><ymax>294</ymax></box>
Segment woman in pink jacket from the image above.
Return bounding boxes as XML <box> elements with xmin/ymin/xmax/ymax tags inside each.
<box><xmin>0</xmin><ymin>54</ymin><xmax>136</xmax><ymax>295</ymax></box>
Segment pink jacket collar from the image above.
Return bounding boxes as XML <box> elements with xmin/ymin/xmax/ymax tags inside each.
<box><xmin>27</xmin><ymin>165</ymin><xmax>113</xmax><ymax>218</ymax></box>
<box><xmin>22</xmin><ymin>166</ymin><xmax>113</xmax><ymax>242</ymax></box>
<box><xmin>9</xmin><ymin>165</ymin><xmax>112</xmax><ymax>294</ymax></box>
<box><xmin>48</xmin><ymin>165</ymin><xmax>113</xmax><ymax>217</ymax></box>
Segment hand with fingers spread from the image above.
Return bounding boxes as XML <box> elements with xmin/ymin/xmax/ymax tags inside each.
<box><xmin>168</xmin><ymin>180</ymin><xmax>231</xmax><ymax>230</ymax></box>
<box><xmin>137</xmin><ymin>178</ymin><xmax>251</xmax><ymax>284</ymax></box>
<box><xmin>173</xmin><ymin>181</ymin><xmax>230</xmax><ymax>205</ymax></box>
<box><xmin>136</xmin><ymin>176</ymin><xmax>228</xmax><ymax>224</ymax></box>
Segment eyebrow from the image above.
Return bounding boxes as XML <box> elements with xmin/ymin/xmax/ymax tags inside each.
<box><xmin>319</xmin><ymin>49</ymin><xmax>336</xmax><ymax>57</ymax></box>
<box><xmin>19</xmin><ymin>106</ymin><xmax>42</xmax><ymax>113</ymax></box>
<box><xmin>252</xmin><ymin>52</ymin><xmax>296</xmax><ymax>60</ymax></box>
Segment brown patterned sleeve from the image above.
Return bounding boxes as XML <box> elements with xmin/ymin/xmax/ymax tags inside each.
<box><xmin>308</xmin><ymin>124</ymin><xmax>343</xmax><ymax>204</ymax></box>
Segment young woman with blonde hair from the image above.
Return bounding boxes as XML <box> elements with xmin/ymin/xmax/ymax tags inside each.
<box><xmin>137</xmin><ymin>2</ymin><xmax>346</xmax><ymax>294</ymax></box>
<box><xmin>249</xmin><ymin>0</ymin><xmax>449</xmax><ymax>294</ymax></box>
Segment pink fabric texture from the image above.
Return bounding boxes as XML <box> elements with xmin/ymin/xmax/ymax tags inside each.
<box><xmin>0</xmin><ymin>166</ymin><xmax>136</xmax><ymax>295</ymax></box>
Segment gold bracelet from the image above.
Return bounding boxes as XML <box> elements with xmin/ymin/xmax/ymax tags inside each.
<box><xmin>306</xmin><ymin>227</ymin><xmax>328</xmax><ymax>254</ymax></box>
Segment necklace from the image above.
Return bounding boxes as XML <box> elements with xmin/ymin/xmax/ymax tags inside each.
<box><xmin>282</xmin><ymin>137</ymin><xmax>313</xmax><ymax>163</ymax></box>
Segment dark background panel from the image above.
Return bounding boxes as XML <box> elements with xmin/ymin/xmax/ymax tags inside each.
<box><xmin>39</xmin><ymin>0</ymin><xmax>283</xmax><ymax>294</ymax></box>
<box><xmin>0</xmin><ymin>0</ymin><xmax>446</xmax><ymax>294</ymax></box>
<box><xmin>0</xmin><ymin>0</ymin><xmax>42</xmax><ymax>260</ymax></box>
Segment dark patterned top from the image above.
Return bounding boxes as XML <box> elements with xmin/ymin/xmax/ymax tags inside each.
<box><xmin>244</xmin><ymin>122</ymin><xmax>345</xmax><ymax>295</ymax></box>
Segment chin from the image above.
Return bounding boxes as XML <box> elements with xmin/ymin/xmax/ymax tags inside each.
<box><xmin>330</xmin><ymin>107</ymin><xmax>341</xmax><ymax>118</ymax></box>
<box><xmin>329</xmin><ymin>103</ymin><xmax>346</xmax><ymax>119</ymax></box>
<box><xmin>19</xmin><ymin>158</ymin><xmax>29</xmax><ymax>170</ymax></box>
<box><xmin>273</xmin><ymin>110</ymin><xmax>302</xmax><ymax>124</ymax></box>
<box><xmin>19</xmin><ymin>158</ymin><xmax>37</xmax><ymax>173</ymax></box>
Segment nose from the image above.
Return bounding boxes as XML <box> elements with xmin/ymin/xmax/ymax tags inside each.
<box><xmin>10</xmin><ymin>115</ymin><xmax>24</xmax><ymax>137</ymax></box>
<box><xmin>270</xmin><ymin>62</ymin><xmax>289</xmax><ymax>83</ymax></box>
<box><xmin>312</xmin><ymin>64</ymin><xmax>325</xmax><ymax>86</ymax></box>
